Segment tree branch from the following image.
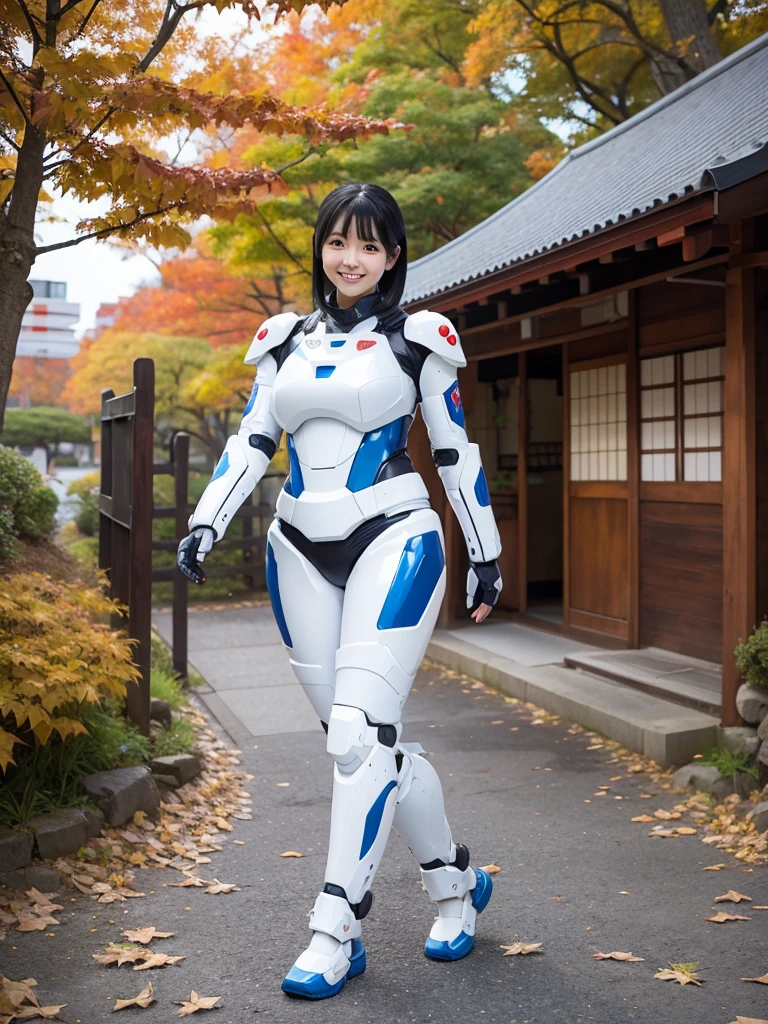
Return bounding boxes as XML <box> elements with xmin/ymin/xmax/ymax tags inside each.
<box><xmin>16</xmin><ymin>0</ymin><xmax>43</xmax><ymax>46</ymax></box>
<box><xmin>0</xmin><ymin>127</ymin><xmax>20</xmax><ymax>152</ymax></box>
<box><xmin>75</xmin><ymin>0</ymin><xmax>104</xmax><ymax>39</ymax></box>
<box><xmin>34</xmin><ymin>203</ymin><xmax>178</xmax><ymax>255</ymax></box>
<box><xmin>253</xmin><ymin>206</ymin><xmax>311</xmax><ymax>276</ymax></box>
<box><xmin>275</xmin><ymin>145</ymin><xmax>317</xmax><ymax>175</ymax></box>
<box><xmin>0</xmin><ymin>68</ymin><xmax>31</xmax><ymax>126</ymax></box>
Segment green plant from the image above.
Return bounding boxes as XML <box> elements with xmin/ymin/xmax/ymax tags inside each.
<box><xmin>0</xmin><ymin>506</ymin><xmax>17</xmax><ymax>566</ymax></box>
<box><xmin>0</xmin><ymin>698</ymin><xmax>150</xmax><ymax>827</ymax></box>
<box><xmin>151</xmin><ymin>713</ymin><xmax>199</xmax><ymax>758</ymax></box>
<box><xmin>150</xmin><ymin>667</ymin><xmax>185</xmax><ymax>711</ymax></box>
<box><xmin>734</xmin><ymin>619</ymin><xmax>768</xmax><ymax>690</ymax></box>
<box><xmin>0</xmin><ymin>445</ymin><xmax>58</xmax><ymax>542</ymax></box>
<box><xmin>698</xmin><ymin>746</ymin><xmax>758</xmax><ymax>782</ymax></box>
<box><xmin>0</xmin><ymin>571</ymin><xmax>140</xmax><ymax>773</ymax></box>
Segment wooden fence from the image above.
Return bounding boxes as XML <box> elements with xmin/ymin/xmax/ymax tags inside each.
<box><xmin>99</xmin><ymin>358</ymin><xmax>275</xmax><ymax>731</ymax></box>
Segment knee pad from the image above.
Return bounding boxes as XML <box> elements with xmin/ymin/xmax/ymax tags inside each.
<box><xmin>326</xmin><ymin>704</ymin><xmax>401</xmax><ymax>774</ymax></box>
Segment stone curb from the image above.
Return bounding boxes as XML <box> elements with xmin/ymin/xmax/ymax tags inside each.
<box><xmin>426</xmin><ymin>632</ymin><xmax>720</xmax><ymax>767</ymax></box>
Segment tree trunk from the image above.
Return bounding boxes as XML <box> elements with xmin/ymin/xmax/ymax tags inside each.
<box><xmin>659</xmin><ymin>0</ymin><xmax>723</xmax><ymax>75</ymax></box>
<box><xmin>0</xmin><ymin>123</ymin><xmax>46</xmax><ymax>433</ymax></box>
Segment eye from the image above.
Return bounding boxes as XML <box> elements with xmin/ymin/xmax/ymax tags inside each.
<box><xmin>364</xmin><ymin>244</ymin><xmax>378</xmax><ymax>252</ymax></box>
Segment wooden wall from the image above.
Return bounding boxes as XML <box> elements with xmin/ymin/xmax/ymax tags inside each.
<box><xmin>569</xmin><ymin>489</ymin><xmax>629</xmax><ymax>636</ymax></box>
<box><xmin>639</xmin><ymin>500</ymin><xmax>723</xmax><ymax>662</ymax></box>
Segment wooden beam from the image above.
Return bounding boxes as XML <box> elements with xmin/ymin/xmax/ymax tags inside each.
<box><xmin>729</xmin><ymin>250</ymin><xmax>768</xmax><ymax>270</ymax></box>
<box><xmin>682</xmin><ymin>223</ymin><xmax>730</xmax><ymax>262</ymax></box>
<box><xmin>627</xmin><ymin>291</ymin><xmax>640</xmax><ymax>648</ymax></box>
<box><xmin>722</xmin><ymin>264</ymin><xmax>757</xmax><ymax>725</ymax></box>
<box><xmin>562</xmin><ymin>345</ymin><xmax>570</xmax><ymax>629</ymax></box>
<box><xmin>518</xmin><ymin>352</ymin><xmax>528</xmax><ymax>615</ymax></box>
<box><xmin>410</xmin><ymin>195</ymin><xmax>716</xmax><ymax>314</ymax></box>
<box><xmin>657</xmin><ymin>225</ymin><xmax>686</xmax><ymax>247</ymax></box>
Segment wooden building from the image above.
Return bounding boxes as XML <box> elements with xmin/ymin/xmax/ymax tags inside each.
<box><xmin>403</xmin><ymin>34</ymin><xmax>768</xmax><ymax>725</ymax></box>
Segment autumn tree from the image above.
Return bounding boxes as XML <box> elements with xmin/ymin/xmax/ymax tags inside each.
<box><xmin>7</xmin><ymin>355</ymin><xmax>72</xmax><ymax>407</ymax></box>
<box><xmin>463</xmin><ymin>0</ymin><xmax>768</xmax><ymax>136</ymax></box>
<box><xmin>62</xmin><ymin>328</ymin><xmax>253</xmax><ymax>456</ymax></box>
<box><xmin>0</xmin><ymin>0</ymin><xmax>406</xmax><ymax>431</ymax></box>
<box><xmin>207</xmin><ymin>0</ymin><xmax>557</xmax><ymax>283</ymax></box>
<box><xmin>1</xmin><ymin>405</ymin><xmax>90</xmax><ymax>460</ymax></box>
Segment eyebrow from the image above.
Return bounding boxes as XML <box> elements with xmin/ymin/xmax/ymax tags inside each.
<box><xmin>328</xmin><ymin>231</ymin><xmax>380</xmax><ymax>243</ymax></box>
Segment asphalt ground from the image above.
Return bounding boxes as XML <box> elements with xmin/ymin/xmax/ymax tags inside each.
<box><xmin>3</xmin><ymin>657</ymin><xmax>768</xmax><ymax>1024</ymax></box>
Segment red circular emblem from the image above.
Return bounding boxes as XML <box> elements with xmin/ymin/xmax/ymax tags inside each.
<box><xmin>438</xmin><ymin>325</ymin><xmax>450</xmax><ymax>337</ymax></box>
<box><xmin>447</xmin><ymin>334</ymin><xmax>457</xmax><ymax>346</ymax></box>
<box><xmin>357</xmin><ymin>339</ymin><xmax>377</xmax><ymax>351</ymax></box>
<box><xmin>257</xmin><ymin>328</ymin><xmax>268</xmax><ymax>340</ymax></box>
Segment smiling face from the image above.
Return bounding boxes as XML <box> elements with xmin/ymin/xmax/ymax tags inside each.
<box><xmin>321</xmin><ymin>216</ymin><xmax>401</xmax><ymax>310</ymax></box>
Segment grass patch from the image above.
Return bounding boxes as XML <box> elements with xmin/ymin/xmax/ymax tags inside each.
<box><xmin>698</xmin><ymin>746</ymin><xmax>759</xmax><ymax>780</ymax></box>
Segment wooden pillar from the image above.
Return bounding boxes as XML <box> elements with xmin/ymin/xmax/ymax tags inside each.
<box><xmin>626</xmin><ymin>291</ymin><xmax>640</xmax><ymax>648</ymax></box>
<box><xmin>562</xmin><ymin>346</ymin><xmax>570</xmax><ymax>628</ymax></box>
<box><xmin>722</xmin><ymin>265</ymin><xmax>757</xmax><ymax>725</ymax></box>
<box><xmin>517</xmin><ymin>352</ymin><xmax>528</xmax><ymax>614</ymax></box>
<box><xmin>173</xmin><ymin>432</ymin><xmax>189</xmax><ymax>685</ymax></box>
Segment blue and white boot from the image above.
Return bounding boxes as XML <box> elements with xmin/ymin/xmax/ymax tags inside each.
<box><xmin>281</xmin><ymin>892</ymin><xmax>366</xmax><ymax>999</ymax></box>
<box><xmin>421</xmin><ymin>845</ymin><xmax>493</xmax><ymax>961</ymax></box>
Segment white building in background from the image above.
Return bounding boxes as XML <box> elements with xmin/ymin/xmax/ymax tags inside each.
<box><xmin>16</xmin><ymin>280</ymin><xmax>82</xmax><ymax>359</ymax></box>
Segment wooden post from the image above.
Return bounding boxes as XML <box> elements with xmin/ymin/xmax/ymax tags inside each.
<box><xmin>98</xmin><ymin>388</ymin><xmax>115</xmax><ymax>597</ymax></box>
<box><xmin>626</xmin><ymin>291</ymin><xmax>640</xmax><ymax>648</ymax></box>
<box><xmin>517</xmin><ymin>352</ymin><xmax>528</xmax><ymax>614</ymax></box>
<box><xmin>722</xmin><ymin>265</ymin><xmax>757</xmax><ymax>725</ymax></box>
<box><xmin>172</xmin><ymin>432</ymin><xmax>189</xmax><ymax>684</ymax></box>
<box><xmin>561</xmin><ymin>346</ymin><xmax>570</xmax><ymax>627</ymax></box>
<box><xmin>126</xmin><ymin>359</ymin><xmax>155</xmax><ymax>735</ymax></box>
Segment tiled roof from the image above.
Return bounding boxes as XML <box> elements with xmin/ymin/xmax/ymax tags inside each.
<box><xmin>403</xmin><ymin>32</ymin><xmax>768</xmax><ymax>305</ymax></box>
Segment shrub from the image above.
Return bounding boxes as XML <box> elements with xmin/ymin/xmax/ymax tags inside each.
<box><xmin>0</xmin><ymin>506</ymin><xmax>17</xmax><ymax>566</ymax></box>
<box><xmin>0</xmin><ymin>445</ymin><xmax>58</xmax><ymax>541</ymax></box>
<box><xmin>698</xmin><ymin>745</ymin><xmax>758</xmax><ymax>781</ymax></box>
<box><xmin>734</xmin><ymin>620</ymin><xmax>768</xmax><ymax>690</ymax></box>
<box><xmin>66</xmin><ymin>471</ymin><xmax>100</xmax><ymax>537</ymax></box>
<box><xmin>0</xmin><ymin>572</ymin><xmax>140</xmax><ymax>774</ymax></box>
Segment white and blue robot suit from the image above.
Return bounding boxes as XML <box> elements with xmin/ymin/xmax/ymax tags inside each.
<box><xmin>178</xmin><ymin>291</ymin><xmax>503</xmax><ymax>999</ymax></box>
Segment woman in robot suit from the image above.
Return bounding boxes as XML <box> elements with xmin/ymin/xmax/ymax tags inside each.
<box><xmin>177</xmin><ymin>183</ymin><xmax>503</xmax><ymax>1000</ymax></box>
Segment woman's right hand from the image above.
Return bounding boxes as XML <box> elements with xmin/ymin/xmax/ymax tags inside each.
<box><xmin>177</xmin><ymin>527</ymin><xmax>214</xmax><ymax>585</ymax></box>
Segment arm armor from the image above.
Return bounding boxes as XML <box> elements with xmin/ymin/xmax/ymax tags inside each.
<box><xmin>419</xmin><ymin>351</ymin><xmax>501</xmax><ymax>564</ymax></box>
<box><xmin>188</xmin><ymin>351</ymin><xmax>282</xmax><ymax>540</ymax></box>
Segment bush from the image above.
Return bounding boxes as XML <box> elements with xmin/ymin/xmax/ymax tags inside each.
<box><xmin>0</xmin><ymin>572</ymin><xmax>140</xmax><ymax>774</ymax></box>
<box><xmin>0</xmin><ymin>506</ymin><xmax>17</xmax><ymax>566</ymax></box>
<box><xmin>0</xmin><ymin>445</ymin><xmax>58</xmax><ymax>541</ymax></box>
<box><xmin>698</xmin><ymin>745</ymin><xmax>758</xmax><ymax>781</ymax></box>
<box><xmin>734</xmin><ymin>619</ymin><xmax>768</xmax><ymax>690</ymax></box>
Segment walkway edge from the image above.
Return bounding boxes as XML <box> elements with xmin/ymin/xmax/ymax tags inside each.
<box><xmin>426</xmin><ymin>631</ymin><xmax>719</xmax><ymax>767</ymax></box>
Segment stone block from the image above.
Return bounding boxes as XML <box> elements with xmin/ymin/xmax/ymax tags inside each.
<box><xmin>711</xmin><ymin>771</ymin><xmax>757</xmax><ymax>801</ymax></box>
<box><xmin>719</xmin><ymin>725</ymin><xmax>760</xmax><ymax>756</ymax></box>
<box><xmin>735</xmin><ymin>683</ymin><xmax>768</xmax><ymax>725</ymax></box>
<box><xmin>149</xmin><ymin>754</ymin><xmax>201</xmax><ymax>786</ymax></box>
<box><xmin>83</xmin><ymin>809</ymin><xmax>105</xmax><ymax>839</ymax></box>
<box><xmin>26</xmin><ymin>809</ymin><xmax>89</xmax><ymax>860</ymax></box>
<box><xmin>758</xmin><ymin>716</ymin><xmax>768</xmax><ymax>742</ymax></box>
<box><xmin>0</xmin><ymin>863</ymin><xmax>61</xmax><ymax>892</ymax></box>
<box><xmin>0</xmin><ymin>826</ymin><xmax>33</xmax><ymax>872</ymax></box>
<box><xmin>81</xmin><ymin>766</ymin><xmax>160</xmax><ymax>826</ymax></box>
<box><xmin>748</xmin><ymin>800</ymin><xmax>768</xmax><ymax>833</ymax></box>
<box><xmin>150</xmin><ymin>699</ymin><xmax>173</xmax><ymax>730</ymax></box>
<box><xmin>672</xmin><ymin>764</ymin><xmax>722</xmax><ymax>792</ymax></box>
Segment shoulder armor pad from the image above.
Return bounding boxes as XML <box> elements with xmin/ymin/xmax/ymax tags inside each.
<box><xmin>403</xmin><ymin>310</ymin><xmax>466</xmax><ymax>368</ymax></box>
<box><xmin>244</xmin><ymin>312</ymin><xmax>301</xmax><ymax>365</ymax></box>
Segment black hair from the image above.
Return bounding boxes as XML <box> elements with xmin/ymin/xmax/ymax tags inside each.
<box><xmin>312</xmin><ymin>183</ymin><xmax>407</xmax><ymax>323</ymax></box>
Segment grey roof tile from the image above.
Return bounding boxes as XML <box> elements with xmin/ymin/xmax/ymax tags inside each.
<box><xmin>404</xmin><ymin>32</ymin><xmax>768</xmax><ymax>304</ymax></box>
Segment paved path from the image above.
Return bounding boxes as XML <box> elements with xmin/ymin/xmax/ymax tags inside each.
<box><xmin>6</xmin><ymin>604</ymin><xmax>767</xmax><ymax>1024</ymax></box>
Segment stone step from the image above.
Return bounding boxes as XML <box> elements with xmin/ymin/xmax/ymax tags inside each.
<box><xmin>427</xmin><ymin>631</ymin><xmax>720</xmax><ymax>767</ymax></box>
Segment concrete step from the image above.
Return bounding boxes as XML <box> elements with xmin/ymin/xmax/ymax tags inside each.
<box><xmin>426</xmin><ymin>631</ymin><xmax>720</xmax><ymax>767</ymax></box>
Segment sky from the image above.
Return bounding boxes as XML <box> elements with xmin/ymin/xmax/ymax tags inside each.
<box><xmin>31</xmin><ymin>4</ymin><xmax>276</xmax><ymax>339</ymax></box>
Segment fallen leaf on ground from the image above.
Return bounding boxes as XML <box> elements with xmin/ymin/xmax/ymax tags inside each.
<box><xmin>92</xmin><ymin>943</ymin><xmax>152</xmax><ymax>967</ymax></box>
<box><xmin>500</xmin><ymin>942</ymin><xmax>543</xmax><ymax>956</ymax></box>
<box><xmin>674</xmin><ymin>827</ymin><xmax>697</xmax><ymax>835</ymax></box>
<box><xmin>280</xmin><ymin>852</ymin><xmax>304</xmax><ymax>859</ymax></box>
<box><xmin>702</xmin><ymin>864</ymin><xmax>727</xmax><ymax>871</ymax></box>
<box><xmin>654</xmin><ymin>961</ymin><xmax>703</xmax><ymax>986</ymax></box>
<box><xmin>728</xmin><ymin>1018</ymin><xmax>768</xmax><ymax>1024</ymax></box>
<box><xmin>204</xmin><ymin>880</ymin><xmax>240</xmax><ymax>894</ymax></box>
<box><xmin>593</xmin><ymin>952</ymin><xmax>644</xmax><ymax>962</ymax></box>
<box><xmin>741</xmin><ymin>974</ymin><xmax>768</xmax><ymax>984</ymax></box>
<box><xmin>715</xmin><ymin>890</ymin><xmax>752</xmax><ymax>904</ymax></box>
<box><xmin>631</xmin><ymin>815</ymin><xmax>655</xmax><ymax>823</ymax></box>
<box><xmin>706</xmin><ymin>912</ymin><xmax>750</xmax><ymax>923</ymax></box>
<box><xmin>134</xmin><ymin>953</ymin><xmax>186</xmax><ymax>971</ymax></box>
<box><xmin>479</xmin><ymin>864</ymin><xmax>501</xmax><ymax>874</ymax></box>
<box><xmin>174</xmin><ymin>990</ymin><xmax>222</xmax><ymax>1015</ymax></box>
<box><xmin>122</xmin><ymin>927</ymin><xmax>174</xmax><ymax>945</ymax></box>
<box><xmin>113</xmin><ymin>982</ymin><xmax>155</xmax><ymax>1011</ymax></box>
<box><xmin>653</xmin><ymin>809</ymin><xmax>681</xmax><ymax>820</ymax></box>
<box><xmin>754</xmin><ymin>906</ymin><xmax>768</xmax><ymax>910</ymax></box>
<box><xmin>165</xmin><ymin>876</ymin><xmax>209</xmax><ymax>888</ymax></box>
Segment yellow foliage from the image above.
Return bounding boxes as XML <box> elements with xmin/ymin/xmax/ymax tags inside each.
<box><xmin>0</xmin><ymin>573</ymin><xmax>140</xmax><ymax>773</ymax></box>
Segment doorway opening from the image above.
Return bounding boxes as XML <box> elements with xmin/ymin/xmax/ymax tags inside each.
<box><xmin>525</xmin><ymin>346</ymin><xmax>564</xmax><ymax>625</ymax></box>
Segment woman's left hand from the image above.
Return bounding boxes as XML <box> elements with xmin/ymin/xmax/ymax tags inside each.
<box><xmin>471</xmin><ymin>602</ymin><xmax>493</xmax><ymax>624</ymax></box>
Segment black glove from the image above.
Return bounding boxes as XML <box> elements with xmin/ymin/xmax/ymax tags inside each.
<box><xmin>177</xmin><ymin>528</ymin><xmax>214</xmax><ymax>585</ymax></box>
<box><xmin>466</xmin><ymin>560</ymin><xmax>502</xmax><ymax>612</ymax></box>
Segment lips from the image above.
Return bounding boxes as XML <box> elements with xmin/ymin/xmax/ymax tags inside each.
<box><xmin>339</xmin><ymin>272</ymin><xmax>364</xmax><ymax>281</ymax></box>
